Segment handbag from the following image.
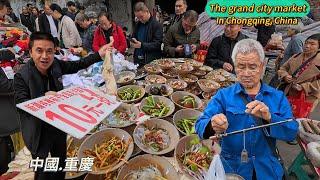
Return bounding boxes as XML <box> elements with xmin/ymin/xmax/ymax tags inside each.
<box><xmin>287</xmin><ymin>91</ymin><xmax>313</xmax><ymax>118</ymax></box>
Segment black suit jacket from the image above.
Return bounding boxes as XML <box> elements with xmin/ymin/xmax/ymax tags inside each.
<box><xmin>14</xmin><ymin>52</ymin><xmax>101</xmax><ymax>154</ymax></box>
<box><xmin>132</xmin><ymin>16</ymin><xmax>163</xmax><ymax>66</ymax></box>
<box><xmin>20</xmin><ymin>13</ymin><xmax>35</xmax><ymax>32</ymax></box>
<box><xmin>0</xmin><ymin>68</ymin><xmax>19</xmax><ymax>137</ymax></box>
<box><xmin>204</xmin><ymin>33</ymin><xmax>248</xmax><ymax>70</ymax></box>
<box><xmin>38</xmin><ymin>13</ymin><xmax>58</xmax><ymax>34</ymax></box>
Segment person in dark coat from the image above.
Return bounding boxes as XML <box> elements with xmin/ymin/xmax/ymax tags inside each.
<box><xmin>0</xmin><ymin>48</ymin><xmax>19</xmax><ymax>175</ymax></box>
<box><xmin>14</xmin><ymin>32</ymin><xmax>111</xmax><ymax>180</ymax></box>
<box><xmin>20</xmin><ymin>6</ymin><xmax>35</xmax><ymax>32</ymax></box>
<box><xmin>204</xmin><ymin>24</ymin><xmax>248</xmax><ymax>72</ymax></box>
<box><xmin>6</xmin><ymin>7</ymin><xmax>19</xmax><ymax>23</ymax></box>
<box><xmin>255</xmin><ymin>24</ymin><xmax>276</xmax><ymax>47</ymax></box>
<box><xmin>163</xmin><ymin>10</ymin><xmax>200</xmax><ymax>58</ymax></box>
<box><xmin>38</xmin><ymin>3</ymin><xmax>59</xmax><ymax>45</ymax></box>
<box><xmin>131</xmin><ymin>2</ymin><xmax>163</xmax><ymax>67</ymax></box>
<box><xmin>65</xmin><ymin>1</ymin><xmax>76</xmax><ymax>21</ymax></box>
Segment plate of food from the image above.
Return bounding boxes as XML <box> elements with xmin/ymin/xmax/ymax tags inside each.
<box><xmin>84</xmin><ymin>171</ymin><xmax>119</xmax><ymax>180</ymax></box>
<box><xmin>133</xmin><ymin>118</ymin><xmax>180</xmax><ymax>155</ymax></box>
<box><xmin>192</xmin><ymin>69</ymin><xmax>207</xmax><ymax>77</ymax></box>
<box><xmin>199</xmin><ymin>65</ymin><xmax>213</xmax><ymax>72</ymax></box>
<box><xmin>103</xmin><ymin>103</ymin><xmax>139</xmax><ymax>128</ymax></box>
<box><xmin>78</xmin><ymin>128</ymin><xmax>134</xmax><ymax>174</ymax></box>
<box><xmin>161</xmin><ymin>69</ymin><xmax>178</xmax><ymax>79</ymax></box>
<box><xmin>117</xmin><ymin>154</ymin><xmax>179</xmax><ymax>179</ymax></box>
<box><xmin>202</xmin><ymin>91</ymin><xmax>216</xmax><ymax>100</ymax></box>
<box><xmin>175</xmin><ymin>135</ymin><xmax>219</xmax><ymax>180</ymax></box>
<box><xmin>144</xmin><ymin>64</ymin><xmax>162</xmax><ymax>74</ymax></box>
<box><xmin>197</xmin><ymin>79</ymin><xmax>221</xmax><ymax>92</ymax></box>
<box><xmin>145</xmin><ymin>74</ymin><xmax>167</xmax><ymax>84</ymax></box>
<box><xmin>167</xmin><ymin>79</ymin><xmax>188</xmax><ymax>91</ymax></box>
<box><xmin>145</xmin><ymin>84</ymin><xmax>173</xmax><ymax>97</ymax></box>
<box><xmin>171</xmin><ymin>91</ymin><xmax>203</xmax><ymax>110</ymax></box>
<box><xmin>65</xmin><ymin>136</ymin><xmax>88</xmax><ymax>179</ymax></box>
<box><xmin>140</xmin><ymin>96</ymin><xmax>175</xmax><ymax>118</ymax></box>
<box><xmin>134</xmin><ymin>68</ymin><xmax>148</xmax><ymax>80</ymax></box>
<box><xmin>179</xmin><ymin>74</ymin><xmax>198</xmax><ymax>84</ymax></box>
<box><xmin>117</xmin><ymin>85</ymin><xmax>145</xmax><ymax>103</ymax></box>
<box><xmin>135</xmin><ymin>80</ymin><xmax>151</xmax><ymax>87</ymax></box>
<box><xmin>185</xmin><ymin>84</ymin><xmax>202</xmax><ymax>96</ymax></box>
<box><xmin>175</xmin><ymin>63</ymin><xmax>194</xmax><ymax>74</ymax></box>
<box><xmin>185</xmin><ymin>59</ymin><xmax>203</xmax><ymax>69</ymax></box>
<box><xmin>115</xmin><ymin>71</ymin><xmax>136</xmax><ymax>86</ymax></box>
<box><xmin>173</xmin><ymin>109</ymin><xmax>202</xmax><ymax>136</ymax></box>
<box><xmin>205</xmin><ymin>71</ymin><xmax>227</xmax><ymax>82</ymax></box>
<box><xmin>157</xmin><ymin>59</ymin><xmax>175</xmax><ymax>70</ymax></box>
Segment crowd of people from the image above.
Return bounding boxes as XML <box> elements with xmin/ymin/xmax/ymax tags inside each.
<box><xmin>0</xmin><ymin>0</ymin><xmax>320</xmax><ymax>179</ymax></box>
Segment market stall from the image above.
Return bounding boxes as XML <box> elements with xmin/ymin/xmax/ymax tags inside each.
<box><xmin>3</xmin><ymin>54</ymin><xmax>242</xmax><ymax>179</ymax></box>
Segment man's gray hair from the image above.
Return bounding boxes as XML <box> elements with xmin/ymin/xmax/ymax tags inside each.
<box><xmin>183</xmin><ymin>10</ymin><xmax>198</xmax><ymax>24</ymax></box>
<box><xmin>232</xmin><ymin>39</ymin><xmax>265</xmax><ymax>65</ymax></box>
<box><xmin>176</xmin><ymin>0</ymin><xmax>188</xmax><ymax>6</ymax></box>
<box><xmin>75</xmin><ymin>13</ymin><xmax>89</xmax><ymax>22</ymax></box>
<box><xmin>288</xmin><ymin>22</ymin><xmax>303</xmax><ymax>34</ymax></box>
<box><xmin>134</xmin><ymin>2</ymin><xmax>149</xmax><ymax>12</ymax></box>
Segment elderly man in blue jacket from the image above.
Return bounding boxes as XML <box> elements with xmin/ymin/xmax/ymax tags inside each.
<box><xmin>196</xmin><ymin>39</ymin><xmax>298</xmax><ymax>180</ymax></box>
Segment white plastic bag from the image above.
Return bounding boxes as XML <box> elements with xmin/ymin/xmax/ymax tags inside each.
<box><xmin>112</xmin><ymin>52</ymin><xmax>138</xmax><ymax>75</ymax></box>
<box><xmin>205</xmin><ymin>155</ymin><xmax>226</xmax><ymax>180</ymax></box>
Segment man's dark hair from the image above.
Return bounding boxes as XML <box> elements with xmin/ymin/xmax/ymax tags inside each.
<box><xmin>0</xmin><ymin>0</ymin><xmax>10</xmax><ymax>10</ymax></box>
<box><xmin>78</xmin><ymin>5</ymin><xmax>85</xmax><ymax>11</ymax></box>
<box><xmin>66</xmin><ymin>1</ymin><xmax>76</xmax><ymax>7</ymax></box>
<box><xmin>306</xmin><ymin>33</ymin><xmax>320</xmax><ymax>46</ymax></box>
<box><xmin>98</xmin><ymin>11</ymin><xmax>113</xmax><ymax>22</ymax></box>
<box><xmin>29</xmin><ymin>32</ymin><xmax>56</xmax><ymax>49</ymax></box>
<box><xmin>50</xmin><ymin>3</ymin><xmax>63</xmax><ymax>14</ymax></box>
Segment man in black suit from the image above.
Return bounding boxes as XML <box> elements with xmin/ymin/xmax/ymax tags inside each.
<box><xmin>38</xmin><ymin>3</ymin><xmax>59</xmax><ymax>45</ymax></box>
<box><xmin>20</xmin><ymin>6</ymin><xmax>35</xmax><ymax>32</ymax></box>
<box><xmin>14</xmin><ymin>32</ymin><xmax>111</xmax><ymax>180</ymax></box>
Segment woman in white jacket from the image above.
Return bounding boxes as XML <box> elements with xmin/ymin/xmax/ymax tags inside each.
<box><xmin>49</xmin><ymin>3</ymin><xmax>82</xmax><ymax>48</ymax></box>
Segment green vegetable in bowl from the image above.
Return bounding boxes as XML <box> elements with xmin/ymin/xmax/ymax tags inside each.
<box><xmin>118</xmin><ymin>88</ymin><xmax>141</xmax><ymax>101</ymax></box>
<box><xmin>142</xmin><ymin>96</ymin><xmax>169</xmax><ymax>117</ymax></box>
<box><xmin>177</xmin><ymin>117</ymin><xmax>197</xmax><ymax>135</ymax></box>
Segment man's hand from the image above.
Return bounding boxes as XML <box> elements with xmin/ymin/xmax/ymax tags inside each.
<box><xmin>245</xmin><ymin>100</ymin><xmax>271</xmax><ymax>122</ymax></box>
<box><xmin>223</xmin><ymin>62</ymin><xmax>233</xmax><ymax>72</ymax></box>
<box><xmin>45</xmin><ymin>91</ymin><xmax>57</xmax><ymax>96</ymax></box>
<box><xmin>293</xmin><ymin>83</ymin><xmax>303</xmax><ymax>91</ymax></box>
<box><xmin>191</xmin><ymin>44</ymin><xmax>197</xmax><ymax>53</ymax></box>
<box><xmin>98</xmin><ymin>38</ymin><xmax>114</xmax><ymax>58</ymax></box>
<box><xmin>130</xmin><ymin>38</ymin><xmax>142</xmax><ymax>49</ymax></box>
<box><xmin>175</xmin><ymin>45</ymin><xmax>184</xmax><ymax>53</ymax></box>
<box><xmin>284</xmin><ymin>75</ymin><xmax>293</xmax><ymax>83</ymax></box>
<box><xmin>211</xmin><ymin>114</ymin><xmax>229</xmax><ymax>134</ymax></box>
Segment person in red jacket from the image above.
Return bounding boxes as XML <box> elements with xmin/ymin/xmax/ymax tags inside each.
<box><xmin>93</xmin><ymin>11</ymin><xmax>127</xmax><ymax>54</ymax></box>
